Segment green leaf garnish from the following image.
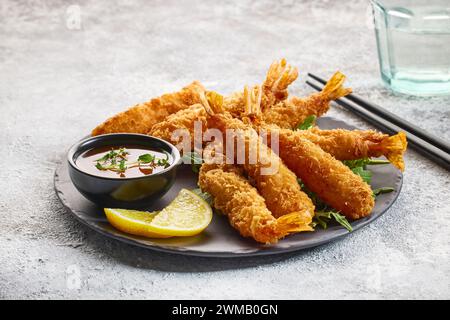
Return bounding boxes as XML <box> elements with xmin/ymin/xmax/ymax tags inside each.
<box><xmin>312</xmin><ymin>211</ymin><xmax>353</xmax><ymax>232</ymax></box>
<box><xmin>296</xmin><ymin>115</ymin><xmax>317</xmax><ymax>130</ymax></box>
<box><xmin>342</xmin><ymin>158</ymin><xmax>389</xmax><ymax>168</ymax></box>
<box><xmin>367</xmin><ymin>159</ymin><xmax>391</xmax><ymax>165</ymax></box>
<box><xmin>351</xmin><ymin>166</ymin><xmax>372</xmax><ymax>184</ymax></box>
<box><xmin>314</xmin><ymin>211</ymin><xmax>332</xmax><ymax>229</ymax></box>
<box><xmin>118</xmin><ymin>159</ymin><xmax>127</xmax><ymax>172</ymax></box>
<box><xmin>342</xmin><ymin>158</ymin><xmax>383</xmax><ymax>184</ymax></box>
<box><xmin>93</xmin><ymin>147</ymin><xmax>170</xmax><ymax>176</ymax></box>
<box><xmin>95</xmin><ymin>162</ymin><xmax>106</xmax><ymax>170</ymax></box>
<box><xmin>330</xmin><ymin>211</ymin><xmax>353</xmax><ymax>232</ymax></box>
<box><xmin>372</xmin><ymin>187</ymin><xmax>395</xmax><ymax>196</ymax></box>
<box><xmin>138</xmin><ymin>153</ymin><xmax>155</xmax><ymax>164</ymax></box>
<box><xmin>157</xmin><ymin>158</ymin><xmax>170</xmax><ymax>168</ymax></box>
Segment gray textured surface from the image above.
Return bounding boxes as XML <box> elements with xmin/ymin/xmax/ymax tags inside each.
<box><xmin>1</xmin><ymin>0</ymin><xmax>449</xmax><ymax>300</ymax></box>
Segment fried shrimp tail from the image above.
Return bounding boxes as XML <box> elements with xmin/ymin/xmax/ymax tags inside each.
<box><xmin>261</xmin><ymin>58</ymin><xmax>299</xmax><ymax>110</ymax></box>
<box><xmin>296</xmin><ymin>128</ymin><xmax>408</xmax><ymax>171</ymax></box>
<box><xmin>198</xmin><ymin>165</ymin><xmax>312</xmax><ymax>244</ymax></box>
<box><xmin>92</xmin><ymin>81</ymin><xmax>204</xmax><ymax>136</ymax></box>
<box><xmin>320</xmin><ymin>71</ymin><xmax>353</xmax><ymax>101</ymax></box>
<box><xmin>224</xmin><ymin>59</ymin><xmax>298</xmax><ymax>117</ymax></box>
<box><xmin>202</xmin><ymin>90</ymin><xmax>315</xmax><ymax>221</ymax></box>
<box><xmin>376</xmin><ymin>132</ymin><xmax>407</xmax><ymax>171</ymax></box>
<box><xmin>261</xmin><ymin>71</ymin><xmax>352</xmax><ymax>129</ymax></box>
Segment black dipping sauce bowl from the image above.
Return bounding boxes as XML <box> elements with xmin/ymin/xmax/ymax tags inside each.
<box><xmin>67</xmin><ymin>134</ymin><xmax>180</xmax><ymax>209</ymax></box>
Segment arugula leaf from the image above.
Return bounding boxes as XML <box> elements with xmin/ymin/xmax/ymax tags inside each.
<box><xmin>330</xmin><ymin>211</ymin><xmax>353</xmax><ymax>232</ymax></box>
<box><xmin>138</xmin><ymin>153</ymin><xmax>155</xmax><ymax>164</ymax></box>
<box><xmin>351</xmin><ymin>166</ymin><xmax>372</xmax><ymax>184</ymax></box>
<box><xmin>367</xmin><ymin>159</ymin><xmax>391</xmax><ymax>165</ymax></box>
<box><xmin>296</xmin><ymin>115</ymin><xmax>317</xmax><ymax>130</ymax></box>
<box><xmin>342</xmin><ymin>158</ymin><xmax>374</xmax><ymax>184</ymax></box>
<box><xmin>342</xmin><ymin>158</ymin><xmax>390</xmax><ymax>168</ymax></box>
<box><xmin>314</xmin><ymin>211</ymin><xmax>332</xmax><ymax>229</ymax></box>
<box><xmin>311</xmin><ymin>210</ymin><xmax>353</xmax><ymax>232</ymax></box>
<box><xmin>373</xmin><ymin>187</ymin><xmax>395</xmax><ymax>196</ymax></box>
<box><xmin>342</xmin><ymin>158</ymin><xmax>368</xmax><ymax>169</ymax></box>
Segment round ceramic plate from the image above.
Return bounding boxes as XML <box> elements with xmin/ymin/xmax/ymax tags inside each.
<box><xmin>54</xmin><ymin>117</ymin><xmax>403</xmax><ymax>257</ymax></box>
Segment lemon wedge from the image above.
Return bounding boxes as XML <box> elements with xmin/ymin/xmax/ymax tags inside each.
<box><xmin>104</xmin><ymin>189</ymin><xmax>213</xmax><ymax>238</ymax></box>
<box><xmin>104</xmin><ymin>209</ymin><xmax>170</xmax><ymax>238</ymax></box>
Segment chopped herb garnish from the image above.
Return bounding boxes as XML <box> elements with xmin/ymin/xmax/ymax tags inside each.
<box><xmin>94</xmin><ymin>147</ymin><xmax>170</xmax><ymax>176</ymax></box>
<box><xmin>138</xmin><ymin>153</ymin><xmax>155</xmax><ymax>164</ymax></box>
<box><xmin>157</xmin><ymin>158</ymin><xmax>170</xmax><ymax>168</ymax></box>
<box><xmin>296</xmin><ymin>115</ymin><xmax>317</xmax><ymax>130</ymax></box>
<box><xmin>118</xmin><ymin>159</ymin><xmax>127</xmax><ymax>172</ymax></box>
<box><xmin>95</xmin><ymin>162</ymin><xmax>106</xmax><ymax>170</ymax></box>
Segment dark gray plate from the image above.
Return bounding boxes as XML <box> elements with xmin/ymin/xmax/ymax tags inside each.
<box><xmin>54</xmin><ymin>117</ymin><xmax>403</xmax><ymax>258</ymax></box>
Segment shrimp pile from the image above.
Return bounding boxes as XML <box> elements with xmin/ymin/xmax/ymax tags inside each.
<box><xmin>202</xmin><ymin>93</ymin><xmax>314</xmax><ymax>224</ymax></box>
<box><xmin>91</xmin><ymin>59</ymin><xmax>408</xmax><ymax>244</ymax></box>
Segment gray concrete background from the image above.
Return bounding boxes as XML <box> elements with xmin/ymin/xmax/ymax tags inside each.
<box><xmin>1</xmin><ymin>0</ymin><xmax>449</xmax><ymax>299</ymax></box>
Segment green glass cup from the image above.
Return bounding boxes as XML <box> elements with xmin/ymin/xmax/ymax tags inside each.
<box><xmin>371</xmin><ymin>0</ymin><xmax>450</xmax><ymax>96</ymax></box>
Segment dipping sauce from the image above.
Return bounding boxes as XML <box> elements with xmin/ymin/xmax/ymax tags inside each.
<box><xmin>76</xmin><ymin>145</ymin><xmax>172</xmax><ymax>178</ymax></box>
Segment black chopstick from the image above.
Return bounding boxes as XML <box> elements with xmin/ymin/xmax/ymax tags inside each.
<box><xmin>307</xmin><ymin>72</ymin><xmax>450</xmax><ymax>154</ymax></box>
<box><xmin>306</xmin><ymin>80</ymin><xmax>450</xmax><ymax>171</ymax></box>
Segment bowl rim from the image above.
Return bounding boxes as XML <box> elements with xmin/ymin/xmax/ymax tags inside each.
<box><xmin>67</xmin><ymin>133</ymin><xmax>181</xmax><ymax>181</ymax></box>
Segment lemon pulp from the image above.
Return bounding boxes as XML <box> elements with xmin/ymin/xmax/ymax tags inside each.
<box><xmin>104</xmin><ymin>189</ymin><xmax>212</xmax><ymax>238</ymax></box>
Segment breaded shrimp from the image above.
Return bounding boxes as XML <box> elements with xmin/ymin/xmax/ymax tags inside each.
<box><xmin>92</xmin><ymin>81</ymin><xmax>205</xmax><ymax>136</ymax></box>
<box><xmin>202</xmin><ymin>91</ymin><xmax>315</xmax><ymax>221</ymax></box>
<box><xmin>296</xmin><ymin>128</ymin><xmax>407</xmax><ymax>171</ymax></box>
<box><xmin>148</xmin><ymin>85</ymin><xmax>406</xmax><ymax>171</ymax></box>
<box><xmin>244</xmin><ymin>88</ymin><xmax>375</xmax><ymax>220</ymax></box>
<box><xmin>148</xmin><ymin>104</ymin><xmax>207</xmax><ymax>150</ymax></box>
<box><xmin>198</xmin><ymin>164</ymin><xmax>312</xmax><ymax>244</ymax></box>
<box><xmin>261</xmin><ymin>71</ymin><xmax>352</xmax><ymax>129</ymax></box>
<box><xmin>268</xmin><ymin>128</ymin><xmax>375</xmax><ymax>219</ymax></box>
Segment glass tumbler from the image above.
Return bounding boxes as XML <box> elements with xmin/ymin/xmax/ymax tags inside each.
<box><xmin>371</xmin><ymin>0</ymin><xmax>450</xmax><ymax>96</ymax></box>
